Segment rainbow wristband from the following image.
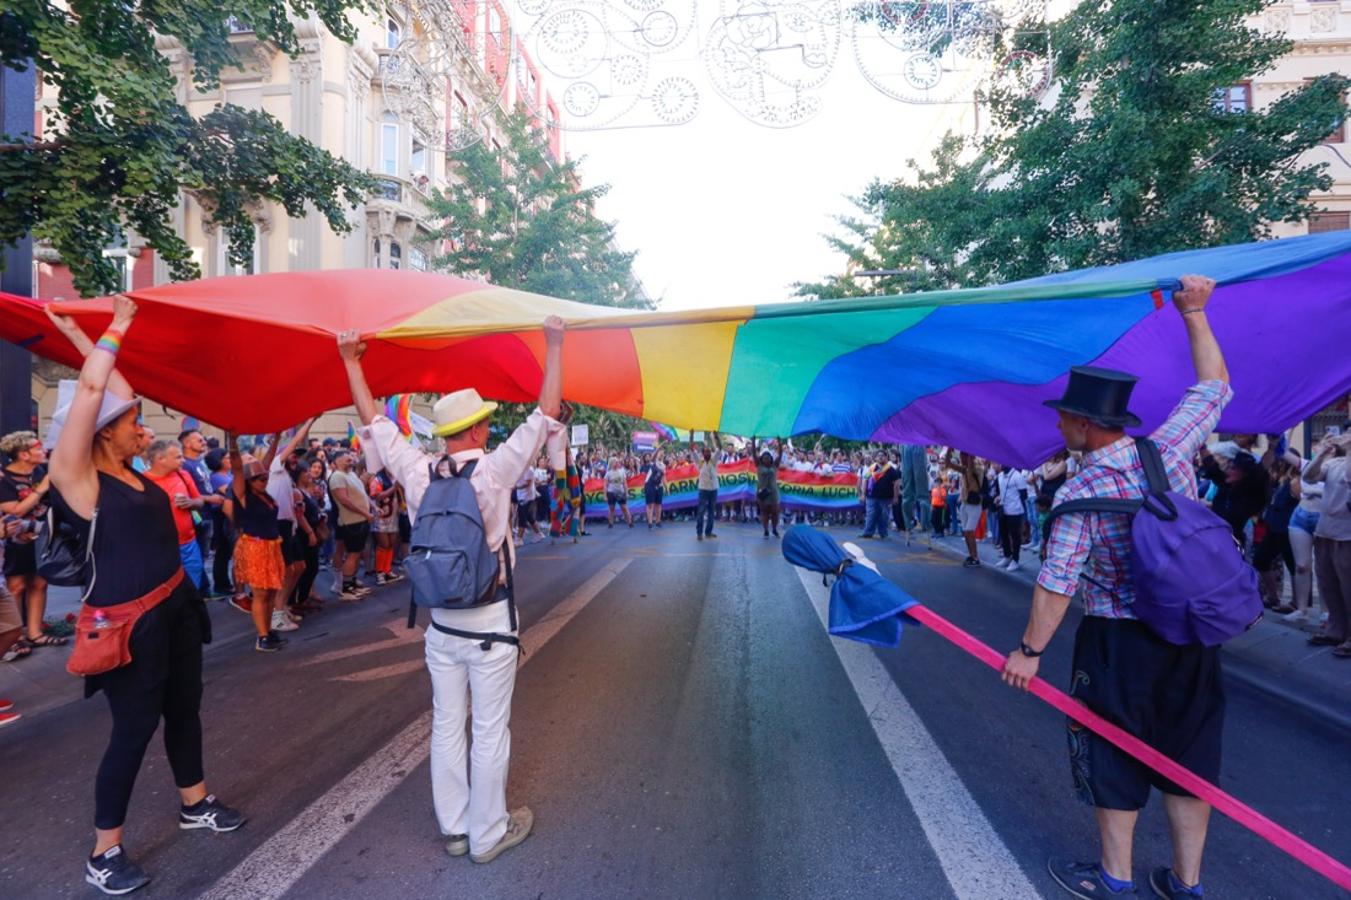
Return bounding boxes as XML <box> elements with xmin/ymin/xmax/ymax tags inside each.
<box><xmin>94</xmin><ymin>329</ymin><xmax>124</xmax><ymax>356</ymax></box>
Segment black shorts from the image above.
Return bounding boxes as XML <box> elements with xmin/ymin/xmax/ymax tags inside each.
<box><xmin>516</xmin><ymin>501</ymin><xmax>536</xmax><ymax>525</ymax></box>
<box><xmin>278</xmin><ymin>521</ymin><xmax>299</xmax><ymax>564</ymax></box>
<box><xmin>1251</xmin><ymin>531</ymin><xmax>1294</xmax><ymax>574</ymax></box>
<box><xmin>606</xmin><ymin>492</ymin><xmax>624</xmax><ymax>506</ymax></box>
<box><xmin>645</xmin><ymin>486</ymin><xmax>664</xmax><ymax>505</ymax></box>
<box><xmin>1067</xmin><ymin>617</ymin><xmax>1225</xmax><ymax>811</ymax></box>
<box><xmin>2</xmin><ymin>539</ymin><xmax>36</xmax><ymax>578</ymax></box>
<box><xmin>337</xmin><ymin>522</ymin><xmax>369</xmax><ymax>553</ymax></box>
<box><xmin>398</xmin><ymin>513</ymin><xmax>411</xmax><ymax>544</ymax></box>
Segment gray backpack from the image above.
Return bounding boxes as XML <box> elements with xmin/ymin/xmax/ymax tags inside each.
<box><xmin>405</xmin><ymin>458</ymin><xmax>507</xmax><ymax>615</ymax></box>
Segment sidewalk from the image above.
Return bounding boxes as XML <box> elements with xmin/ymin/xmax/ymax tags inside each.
<box><xmin>915</xmin><ymin>526</ymin><xmax>1351</xmax><ymax>733</ymax></box>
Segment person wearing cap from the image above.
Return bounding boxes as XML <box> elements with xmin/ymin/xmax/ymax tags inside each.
<box><xmin>337</xmin><ymin>316</ymin><xmax>567</xmax><ymax>866</ymax></box>
<box><xmin>1000</xmin><ymin>276</ymin><xmax>1231</xmax><ymax>900</ymax></box>
<box><xmin>44</xmin><ymin>297</ymin><xmax>243</xmax><ymax>896</ymax></box>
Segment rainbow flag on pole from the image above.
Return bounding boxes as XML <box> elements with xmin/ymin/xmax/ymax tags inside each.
<box><xmin>385</xmin><ymin>394</ymin><xmax>413</xmax><ymax>438</ymax></box>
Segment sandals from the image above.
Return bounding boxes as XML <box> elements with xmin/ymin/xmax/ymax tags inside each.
<box><xmin>24</xmin><ymin>634</ymin><xmax>68</xmax><ymax>648</ymax></box>
<box><xmin>1308</xmin><ymin>633</ymin><xmax>1342</xmax><ymax>646</ymax></box>
<box><xmin>1333</xmin><ymin>642</ymin><xmax>1351</xmax><ymax>659</ymax></box>
<box><xmin>2</xmin><ymin>643</ymin><xmax>33</xmax><ymax>662</ymax></box>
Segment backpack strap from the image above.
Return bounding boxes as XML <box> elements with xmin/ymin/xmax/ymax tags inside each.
<box><xmin>1135</xmin><ymin>438</ymin><xmax>1170</xmax><ymax>495</ymax></box>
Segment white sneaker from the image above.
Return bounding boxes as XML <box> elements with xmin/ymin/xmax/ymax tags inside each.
<box><xmin>271</xmin><ymin>611</ymin><xmax>299</xmax><ymax>632</ymax></box>
<box><xmin>1004</xmin><ymin>559</ymin><xmax>1020</xmax><ymax>571</ymax></box>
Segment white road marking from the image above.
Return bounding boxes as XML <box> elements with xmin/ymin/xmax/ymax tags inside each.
<box><xmin>200</xmin><ymin>558</ymin><xmax>633</xmax><ymax>900</ymax></box>
<box><xmin>331</xmin><ymin>658</ymin><xmax>427</xmax><ymax>682</ymax></box>
<box><xmin>793</xmin><ymin>567</ymin><xmax>1040</xmax><ymax>900</ymax></box>
<box><xmin>301</xmin><ymin>620</ymin><xmax>424</xmax><ymax>667</ymax></box>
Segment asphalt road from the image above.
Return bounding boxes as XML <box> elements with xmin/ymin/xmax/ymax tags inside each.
<box><xmin>1</xmin><ymin>521</ymin><xmax>1347</xmax><ymax>899</ymax></box>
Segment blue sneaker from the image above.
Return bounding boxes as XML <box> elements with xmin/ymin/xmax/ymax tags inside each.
<box><xmin>1149</xmin><ymin>867</ymin><xmax>1203</xmax><ymax>898</ymax></box>
<box><xmin>1048</xmin><ymin>858</ymin><xmax>1137</xmax><ymax>898</ymax></box>
<box><xmin>179</xmin><ymin>794</ymin><xmax>246</xmax><ymax>832</ymax></box>
<box><xmin>85</xmin><ymin>845</ymin><xmax>151</xmax><ymax>896</ymax></box>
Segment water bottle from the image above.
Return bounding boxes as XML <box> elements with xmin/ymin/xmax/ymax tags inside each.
<box><xmin>93</xmin><ymin>611</ymin><xmax>110</xmax><ymax>630</ymax></box>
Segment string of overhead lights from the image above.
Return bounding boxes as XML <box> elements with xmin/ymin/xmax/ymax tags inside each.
<box><xmin>380</xmin><ymin>0</ymin><xmax>1051</xmax><ymax>150</ymax></box>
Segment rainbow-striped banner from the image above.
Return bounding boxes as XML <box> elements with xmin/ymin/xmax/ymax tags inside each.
<box><xmin>580</xmin><ymin>460</ymin><xmax>861</xmax><ymax>518</ymax></box>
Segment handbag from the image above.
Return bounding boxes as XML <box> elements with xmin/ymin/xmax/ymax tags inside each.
<box><xmin>67</xmin><ymin>568</ymin><xmax>185</xmax><ymax>677</ymax></box>
<box><xmin>37</xmin><ymin>503</ymin><xmax>98</xmax><ymax>590</ymax></box>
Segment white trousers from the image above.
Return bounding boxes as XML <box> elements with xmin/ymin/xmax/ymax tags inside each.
<box><xmin>425</xmin><ymin>626</ymin><xmax>518</xmax><ymax>854</ymax></box>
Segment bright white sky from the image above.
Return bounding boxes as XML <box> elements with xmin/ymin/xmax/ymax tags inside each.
<box><xmin>567</xmin><ymin>64</ymin><xmax>972</xmax><ymax>311</ymax></box>
<box><xmin>557</xmin><ymin>0</ymin><xmax>1078</xmax><ymax>311</ymax></box>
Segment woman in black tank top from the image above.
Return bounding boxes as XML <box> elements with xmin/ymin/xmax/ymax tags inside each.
<box><xmin>228</xmin><ymin>435</ymin><xmax>284</xmax><ymax>644</ymax></box>
<box><xmin>44</xmin><ymin>298</ymin><xmax>243</xmax><ymax>895</ymax></box>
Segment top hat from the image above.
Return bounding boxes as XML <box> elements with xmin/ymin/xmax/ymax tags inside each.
<box><xmin>1043</xmin><ymin>366</ymin><xmax>1141</xmax><ymax>428</ymax></box>
<box><xmin>431</xmin><ymin>388</ymin><xmax>498</xmax><ymax>438</ymax></box>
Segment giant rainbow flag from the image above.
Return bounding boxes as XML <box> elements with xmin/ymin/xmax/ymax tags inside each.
<box><xmin>3</xmin><ymin>232</ymin><xmax>1349</xmax><ymax>467</ymax></box>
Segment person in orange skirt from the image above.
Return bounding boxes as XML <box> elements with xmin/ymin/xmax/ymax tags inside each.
<box><xmin>226</xmin><ymin>435</ymin><xmax>287</xmax><ymax>652</ymax></box>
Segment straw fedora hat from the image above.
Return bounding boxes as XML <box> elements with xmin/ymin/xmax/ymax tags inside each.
<box><xmin>431</xmin><ymin>388</ymin><xmax>498</xmax><ymax>437</ymax></box>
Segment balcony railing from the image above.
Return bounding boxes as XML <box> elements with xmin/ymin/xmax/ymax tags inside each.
<box><xmin>373</xmin><ymin>177</ymin><xmax>403</xmax><ymax>203</ymax></box>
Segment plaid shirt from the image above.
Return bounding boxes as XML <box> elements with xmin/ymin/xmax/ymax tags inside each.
<box><xmin>1037</xmin><ymin>380</ymin><xmax>1234</xmax><ymax>618</ymax></box>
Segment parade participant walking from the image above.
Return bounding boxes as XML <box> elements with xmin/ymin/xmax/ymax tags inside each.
<box><xmin>750</xmin><ymin>437</ymin><xmax>782</xmax><ymax>538</ymax></box>
<box><xmin>1303</xmin><ymin>428</ymin><xmax>1351</xmax><ymax>656</ymax></box>
<box><xmin>144</xmin><ymin>440</ymin><xmax>220</xmax><ymax>593</ymax></box>
<box><xmin>1001</xmin><ymin>275</ymin><xmax>1231</xmax><ymax>900</ymax></box>
<box><xmin>268</xmin><ymin>423</ymin><xmax>314</xmax><ymax>629</ymax></box>
<box><xmin>693</xmin><ymin>434</ymin><xmax>719</xmax><ymax>541</ymax></box>
<box><xmin>643</xmin><ymin>451</ymin><xmax>666</xmax><ymax>529</ymax></box>
<box><xmin>226</xmin><ymin>434</ymin><xmax>288</xmax><ymax>651</ymax></box>
<box><xmin>0</xmin><ymin>516</ymin><xmax>32</xmax><ymax>700</ymax></box>
<box><xmin>604</xmin><ymin>456</ymin><xmax>632</xmax><ymax>528</ymax></box>
<box><xmin>337</xmin><ymin>316</ymin><xmax>567</xmax><ymax>865</ymax></box>
<box><xmin>46</xmin><ymin>296</ymin><xmax>242</xmax><ymax>896</ymax></box>
<box><xmin>328</xmin><ymin>450</ymin><xmax>373</xmax><ymax>600</ymax></box>
<box><xmin>946</xmin><ymin>450</ymin><xmax>985</xmax><ymax>566</ymax></box>
<box><xmin>995</xmin><ymin>466</ymin><xmax>1029</xmax><ymax>571</ymax></box>
<box><xmin>0</xmin><ymin>429</ymin><xmax>58</xmax><ymax>648</ymax></box>
<box><xmin>860</xmin><ymin>450</ymin><xmax>901</xmax><ymax>540</ymax></box>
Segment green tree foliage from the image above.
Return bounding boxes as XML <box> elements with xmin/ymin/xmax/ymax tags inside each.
<box><xmin>800</xmin><ymin>0</ymin><xmax>1351</xmax><ymax>298</ymax></box>
<box><xmin>425</xmin><ymin>110</ymin><xmax>646</xmax><ymax>308</ymax></box>
<box><xmin>0</xmin><ymin>1</ymin><xmax>378</xmax><ymax>296</ymax></box>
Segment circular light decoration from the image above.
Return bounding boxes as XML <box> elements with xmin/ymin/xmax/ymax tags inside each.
<box><xmin>650</xmin><ymin>75</ymin><xmax>700</xmax><ymax>123</ymax></box>
<box><xmin>702</xmin><ymin>0</ymin><xmax>843</xmax><ymax>127</ymax></box>
<box><xmin>992</xmin><ymin>47</ymin><xmax>1051</xmax><ymax>99</ymax></box>
<box><xmin>523</xmin><ymin>1</ymin><xmax>654</xmax><ymax>129</ymax></box>
<box><xmin>851</xmin><ymin>0</ymin><xmax>1047</xmax><ymax>105</ymax></box>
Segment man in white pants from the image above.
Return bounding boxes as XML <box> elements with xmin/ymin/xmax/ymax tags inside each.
<box><xmin>337</xmin><ymin>317</ymin><xmax>566</xmax><ymax>864</ymax></box>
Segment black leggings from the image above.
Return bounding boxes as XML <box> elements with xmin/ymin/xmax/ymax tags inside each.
<box><xmin>1000</xmin><ymin>513</ymin><xmax>1025</xmax><ymax>562</ymax></box>
<box><xmin>212</xmin><ymin>525</ymin><xmax>235</xmax><ymax>595</ymax></box>
<box><xmin>292</xmin><ymin>539</ymin><xmax>320</xmax><ymax>605</ymax></box>
<box><xmin>95</xmin><ymin>589</ymin><xmax>205</xmax><ymax>830</ymax></box>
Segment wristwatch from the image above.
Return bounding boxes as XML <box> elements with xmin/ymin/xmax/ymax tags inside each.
<box><xmin>1019</xmin><ymin>641</ymin><xmax>1044</xmax><ymax>658</ymax></box>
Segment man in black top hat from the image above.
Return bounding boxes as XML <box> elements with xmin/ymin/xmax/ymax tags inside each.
<box><xmin>1001</xmin><ymin>275</ymin><xmax>1233</xmax><ymax>900</ymax></box>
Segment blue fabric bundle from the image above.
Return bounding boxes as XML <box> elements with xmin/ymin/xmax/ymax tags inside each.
<box><xmin>782</xmin><ymin>526</ymin><xmax>921</xmax><ymax>648</ymax></box>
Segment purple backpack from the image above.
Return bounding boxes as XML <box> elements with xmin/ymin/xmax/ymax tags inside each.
<box><xmin>1042</xmin><ymin>439</ymin><xmax>1263</xmax><ymax>646</ymax></box>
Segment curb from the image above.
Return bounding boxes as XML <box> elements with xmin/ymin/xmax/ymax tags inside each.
<box><xmin>923</xmin><ymin>535</ymin><xmax>1351</xmax><ymax>735</ymax></box>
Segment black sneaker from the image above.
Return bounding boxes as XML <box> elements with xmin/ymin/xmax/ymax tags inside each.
<box><xmin>180</xmin><ymin>794</ymin><xmax>246</xmax><ymax>832</ymax></box>
<box><xmin>86</xmin><ymin>845</ymin><xmax>151</xmax><ymax>896</ymax></box>
<box><xmin>963</xmin><ymin>557</ymin><xmax>981</xmax><ymax>568</ymax></box>
<box><xmin>1048</xmin><ymin>858</ymin><xmax>1136</xmax><ymax>898</ymax></box>
<box><xmin>1148</xmin><ymin>867</ymin><xmax>1203</xmax><ymax>899</ymax></box>
<box><xmin>255</xmin><ymin>634</ymin><xmax>284</xmax><ymax>653</ymax></box>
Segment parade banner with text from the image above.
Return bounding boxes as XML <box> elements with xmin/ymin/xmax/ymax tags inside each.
<box><xmin>581</xmin><ymin>461</ymin><xmax>861</xmax><ymax>518</ymax></box>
